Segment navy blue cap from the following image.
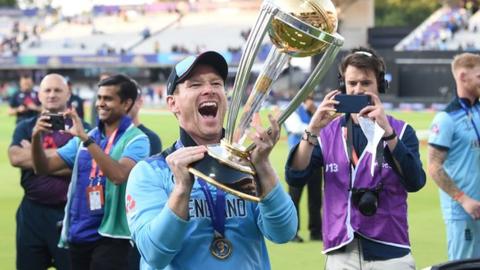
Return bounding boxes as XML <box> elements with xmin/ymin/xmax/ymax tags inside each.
<box><xmin>166</xmin><ymin>51</ymin><xmax>228</xmax><ymax>95</ymax></box>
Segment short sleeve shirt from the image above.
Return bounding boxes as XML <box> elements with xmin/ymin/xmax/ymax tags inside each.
<box><xmin>428</xmin><ymin>98</ymin><xmax>480</xmax><ymax>220</ymax></box>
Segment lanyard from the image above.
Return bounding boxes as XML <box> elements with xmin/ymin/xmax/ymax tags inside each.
<box><xmin>343</xmin><ymin>116</ymin><xmax>384</xmax><ymax>189</ymax></box>
<box><xmin>343</xmin><ymin>116</ymin><xmax>385</xmax><ymax>167</ymax></box>
<box><xmin>343</xmin><ymin>126</ymin><xmax>359</xmax><ymax>166</ymax></box>
<box><xmin>88</xmin><ymin>129</ymin><xmax>118</xmax><ymax>185</ymax></box>
<box><xmin>198</xmin><ymin>179</ymin><xmax>226</xmax><ymax>236</ymax></box>
<box><xmin>459</xmin><ymin>99</ymin><xmax>480</xmax><ymax>143</ymax></box>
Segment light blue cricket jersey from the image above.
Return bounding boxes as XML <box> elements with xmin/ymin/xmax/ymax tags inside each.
<box><xmin>428</xmin><ymin>97</ymin><xmax>480</xmax><ymax>220</ymax></box>
<box><xmin>125</xmin><ymin>147</ymin><xmax>297</xmax><ymax>270</ymax></box>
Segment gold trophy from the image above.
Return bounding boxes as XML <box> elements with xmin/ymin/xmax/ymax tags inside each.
<box><xmin>189</xmin><ymin>0</ymin><xmax>344</xmax><ymax>202</ymax></box>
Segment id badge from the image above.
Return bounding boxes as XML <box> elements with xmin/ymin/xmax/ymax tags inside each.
<box><xmin>86</xmin><ymin>185</ymin><xmax>104</xmax><ymax>212</ymax></box>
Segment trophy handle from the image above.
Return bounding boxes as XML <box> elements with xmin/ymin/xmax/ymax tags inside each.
<box><xmin>277</xmin><ymin>35</ymin><xmax>344</xmax><ymax>125</ymax></box>
<box><xmin>244</xmin><ymin>34</ymin><xmax>344</xmax><ymax>153</ymax></box>
<box><xmin>225</xmin><ymin>2</ymin><xmax>278</xmax><ymax>144</ymax></box>
<box><xmin>232</xmin><ymin>46</ymin><xmax>290</xmax><ymax>145</ymax></box>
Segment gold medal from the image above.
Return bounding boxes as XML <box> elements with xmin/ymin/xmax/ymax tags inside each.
<box><xmin>210</xmin><ymin>236</ymin><xmax>232</xmax><ymax>260</ymax></box>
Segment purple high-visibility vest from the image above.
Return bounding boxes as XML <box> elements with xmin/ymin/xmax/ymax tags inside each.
<box><xmin>318</xmin><ymin>115</ymin><xmax>409</xmax><ymax>252</ymax></box>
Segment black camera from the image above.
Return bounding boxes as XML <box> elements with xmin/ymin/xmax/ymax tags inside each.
<box><xmin>46</xmin><ymin>113</ymin><xmax>65</xmax><ymax>131</ymax></box>
<box><xmin>351</xmin><ymin>183</ymin><xmax>383</xmax><ymax>216</ymax></box>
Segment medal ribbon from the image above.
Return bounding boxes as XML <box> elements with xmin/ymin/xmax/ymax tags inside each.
<box><xmin>198</xmin><ymin>179</ymin><xmax>226</xmax><ymax>236</ymax></box>
<box><xmin>88</xmin><ymin>128</ymin><xmax>118</xmax><ymax>185</ymax></box>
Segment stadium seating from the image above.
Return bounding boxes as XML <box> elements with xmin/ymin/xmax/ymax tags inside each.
<box><xmin>20</xmin><ymin>11</ymin><xmax>179</xmax><ymax>56</ymax></box>
<box><xmin>9</xmin><ymin>4</ymin><xmax>260</xmax><ymax>57</ymax></box>
<box><xmin>395</xmin><ymin>7</ymin><xmax>470</xmax><ymax>51</ymax></box>
<box><xmin>0</xmin><ymin>14</ymin><xmax>54</xmax><ymax>57</ymax></box>
<box><xmin>131</xmin><ymin>9</ymin><xmax>258</xmax><ymax>55</ymax></box>
<box><xmin>396</xmin><ymin>4</ymin><xmax>480</xmax><ymax>51</ymax></box>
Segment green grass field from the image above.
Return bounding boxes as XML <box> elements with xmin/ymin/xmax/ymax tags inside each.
<box><xmin>0</xmin><ymin>105</ymin><xmax>445</xmax><ymax>269</ymax></box>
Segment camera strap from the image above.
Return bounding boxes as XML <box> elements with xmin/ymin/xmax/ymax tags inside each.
<box><xmin>345</xmin><ymin>116</ymin><xmax>358</xmax><ymax>167</ymax></box>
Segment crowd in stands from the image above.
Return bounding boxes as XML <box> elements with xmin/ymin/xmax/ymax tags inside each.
<box><xmin>0</xmin><ymin>18</ymin><xmax>51</xmax><ymax>56</ymax></box>
<box><xmin>0</xmin><ymin>1</ymin><xmax>260</xmax><ymax>58</ymax></box>
<box><xmin>396</xmin><ymin>2</ymin><xmax>480</xmax><ymax>51</ymax></box>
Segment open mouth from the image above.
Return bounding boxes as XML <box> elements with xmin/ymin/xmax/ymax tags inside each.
<box><xmin>198</xmin><ymin>101</ymin><xmax>218</xmax><ymax>118</ymax></box>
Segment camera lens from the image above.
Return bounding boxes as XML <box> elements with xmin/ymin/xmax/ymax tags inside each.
<box><xmin>358</xmin><ymin>191</ymin><xmax>378</xmax><ymax>216</ymax></box>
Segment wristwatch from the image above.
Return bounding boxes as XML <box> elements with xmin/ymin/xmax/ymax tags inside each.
<box><xmin>382</xmin><ymin>130</ymin><xmax>396</xmax><ymax>141</ymax></box>
<box><xmin>82</xmin><ymin>137</ymin><xmax>95</xmax><ymax>148</ymax></box>
<box><xmin>302</xmin><ymin>129</ymin><xmax>319</xmax><ymax>146</ymax></box>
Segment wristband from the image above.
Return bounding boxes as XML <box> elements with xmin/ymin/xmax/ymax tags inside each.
<box><xmin>453</xmin><ymin>191</ymin><xmax>465</xmax><ymax>202</ymax></box>
<box><xmin>82</xmin><ymin>137</ymin><xmax>95</xmax><ymax>148</ymax></box>
<box><xmin>382</xmin><ymin>130</ymin><xmax>396</xmax><ymax>141</ymax></box>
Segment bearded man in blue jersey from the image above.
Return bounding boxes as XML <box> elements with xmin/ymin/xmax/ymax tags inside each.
<box><xmin>125</xmin><ymin>51</ymin><xmax>297</xmax><ymax>270</ymax></box>
<box><xmin>428</xmin><ymin>52</ymin><xmax>480</xmax><ymax>260</ymax></box>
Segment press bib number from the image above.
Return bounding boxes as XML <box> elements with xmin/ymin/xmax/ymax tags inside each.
<box><xmin>86</xmin><ymin>185</ymin><xmax>104</xmax><ymax>211</ymax></box>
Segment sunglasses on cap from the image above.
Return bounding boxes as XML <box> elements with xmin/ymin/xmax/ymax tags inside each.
<box><xmin>166</xmin><ymin>51</ymin><xmax>228</xmax><ymax>96</ymax></box>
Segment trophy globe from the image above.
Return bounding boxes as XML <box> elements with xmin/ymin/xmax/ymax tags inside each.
<box><xmin>270</xmin><ymin>0</ymin><xmax>338</xmax><ymax>56</ymax></box>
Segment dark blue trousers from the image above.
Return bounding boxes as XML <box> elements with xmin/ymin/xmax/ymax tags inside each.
<box><xmin>16</xmin><ymin>197</ymin><xmax>71</xmax><ymax>270</ymax></box>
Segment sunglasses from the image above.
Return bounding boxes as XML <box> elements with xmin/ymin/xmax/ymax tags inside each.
<box><xmin>174</xmin><ymin>56</ymin><xmax>197</xmax><ymax>79</ymax></box>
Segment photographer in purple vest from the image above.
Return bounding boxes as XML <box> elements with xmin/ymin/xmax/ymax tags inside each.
<box><xmin>285</xmin><ymin>47</ymin><xmax>426</xmax><ymax>270</ymax></box>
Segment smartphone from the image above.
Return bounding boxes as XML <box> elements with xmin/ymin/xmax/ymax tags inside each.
<box><xmin>334</xmin><ymin>94</ymin><xmax>372</xmax><ymax>113</ymax></box>
<box><xmin>46</xmin><ymin>113</ymin><xmax>65</xmax><ymax>131</ymax></box>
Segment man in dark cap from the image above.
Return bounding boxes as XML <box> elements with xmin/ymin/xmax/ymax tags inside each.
<box><xmin>125</xmin><ymin>51</ymin><xmax>297</xmax><ymax>269</ymax></box>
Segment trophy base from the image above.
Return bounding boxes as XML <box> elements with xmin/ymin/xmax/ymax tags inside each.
<box><xmin>189</xmin><ymin>145</ymin><xmax>262</xmax><ymax>202</ymax></box>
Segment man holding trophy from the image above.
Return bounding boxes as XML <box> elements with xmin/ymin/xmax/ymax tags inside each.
<box><xmin>127</xmin><ymin>0</ymin><xmax>345</xmax><ymax>268</ymax></box>
<box><xmin>125</xmin><ymin>51</ymin><xmax>297</xmax><ymax>269</ymax></box>
<box><xmin>286</xmin><ymin>47</ymin><xmax>426</xmax><ymax>269</ymax></box>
